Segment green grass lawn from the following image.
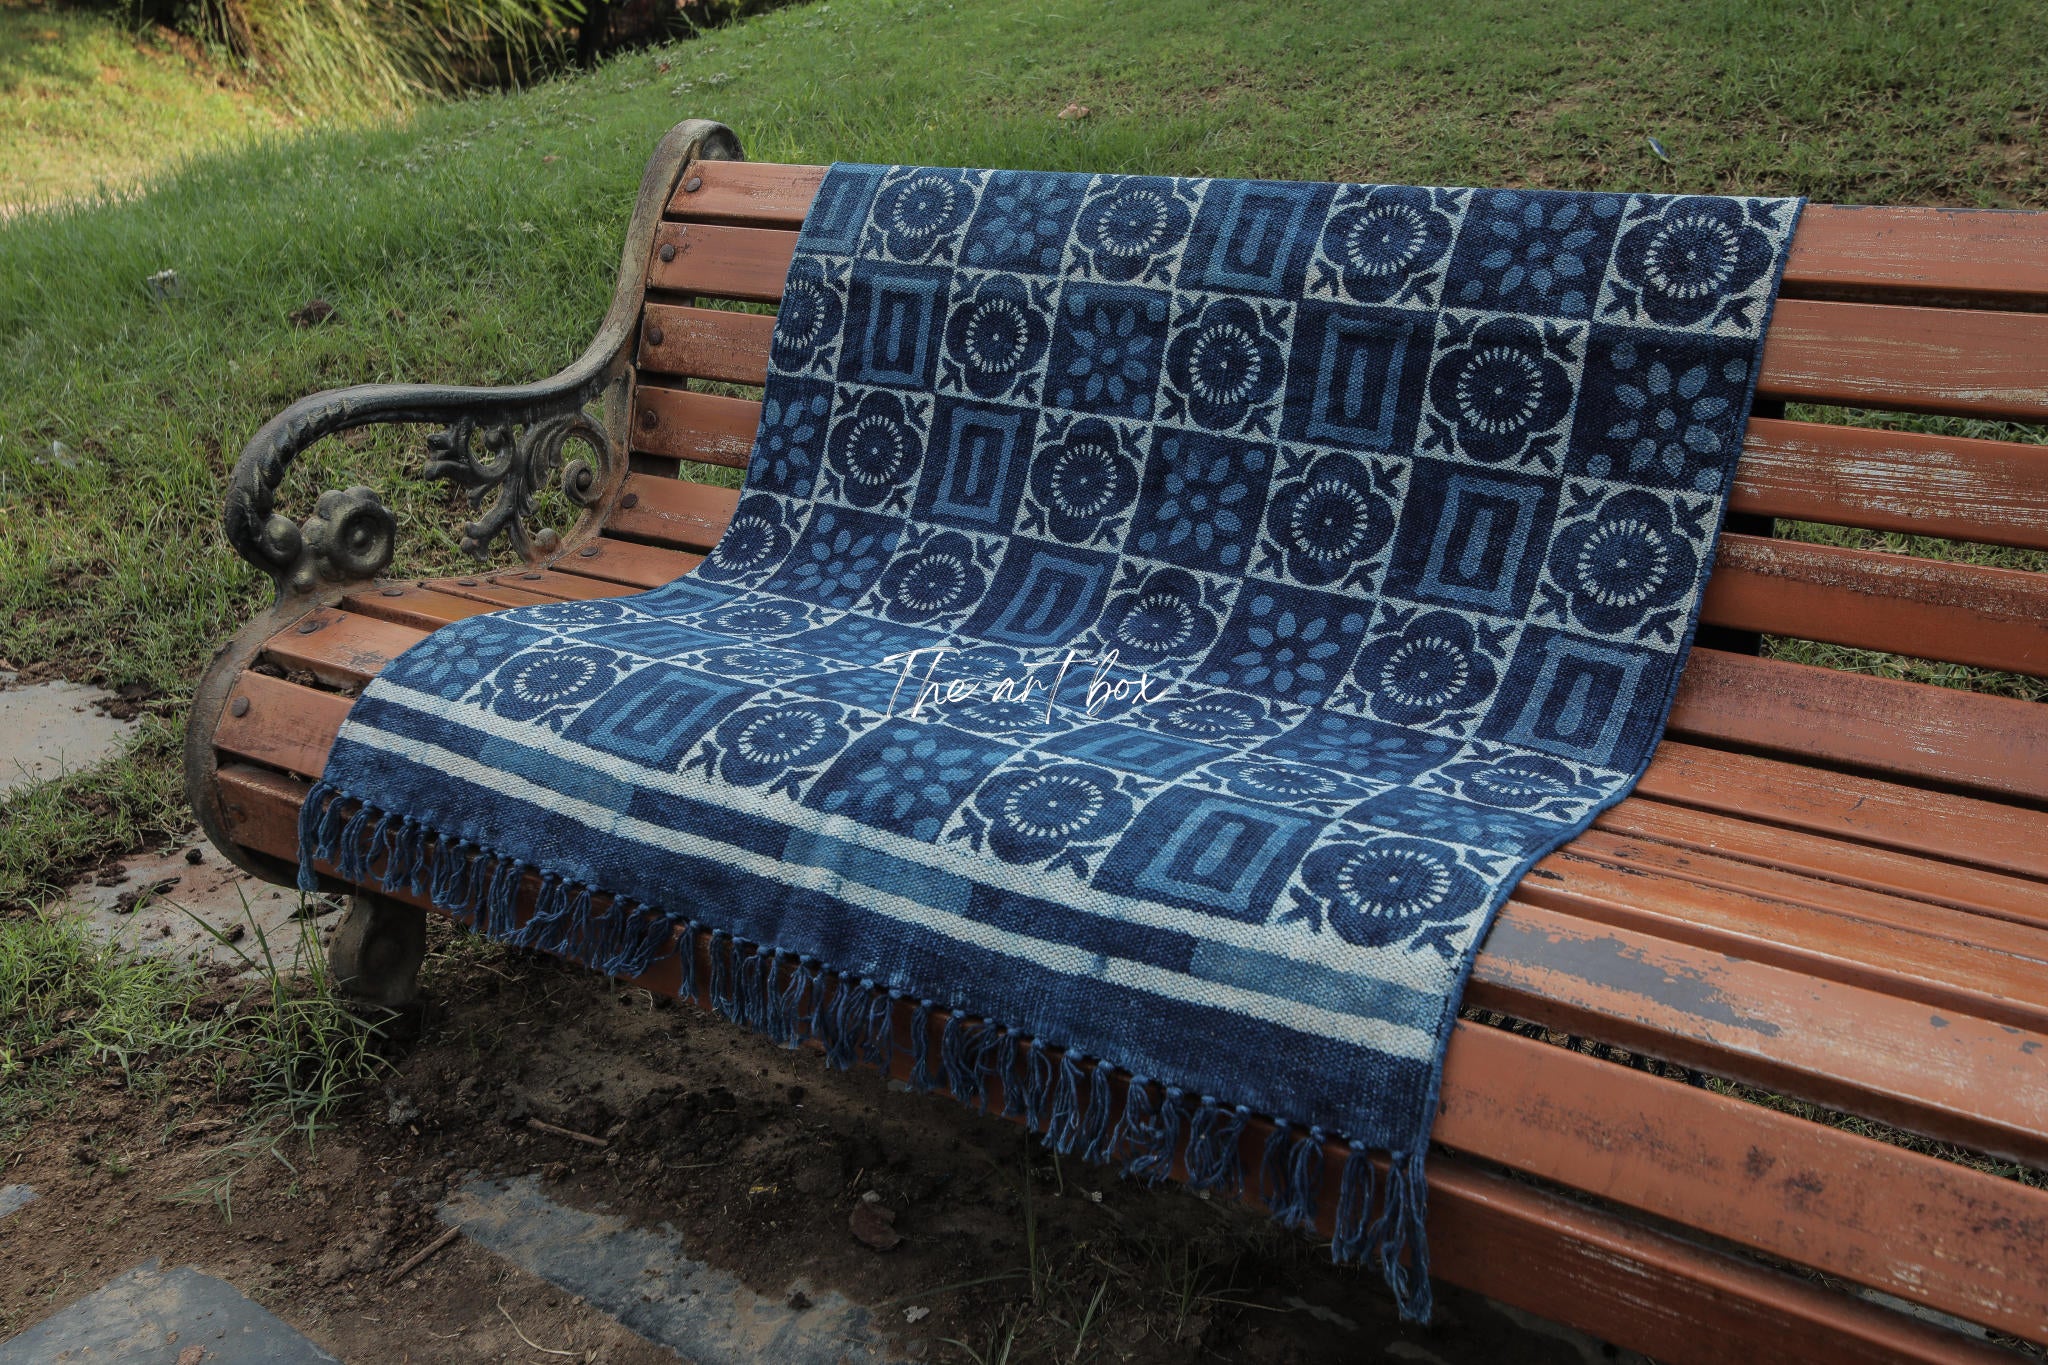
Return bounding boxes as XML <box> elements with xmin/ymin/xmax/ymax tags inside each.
<box><xmin>2</xmin><ymin>0</ymin><xmax>2045</xmax><ymax>907</ymax></box>
<box><xmin>0</xmin><ymin>0</ymin><xmax>294</xmax><ymax>212</ymax></box>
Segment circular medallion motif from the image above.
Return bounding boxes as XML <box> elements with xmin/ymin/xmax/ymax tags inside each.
<box><xmin>1353</xmin><ymin>611</ymin><xmax>1497</xmax><ymax>727</ymax></box>
<box><xmin>975</xmin><ymin>764</ymin><xmax>1134</xmax><ymax>865</ymax></box>
<box><xmin>1302</xmin><ymin>837</ymin><xmax>1471</xmax><ymax>948</ymax></box>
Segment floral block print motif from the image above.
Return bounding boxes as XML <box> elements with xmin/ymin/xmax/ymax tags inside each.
<box><xmin>309</xmin><ymin>162</ymin><xmax>1800</xmax><ymax>1323</ymax></box>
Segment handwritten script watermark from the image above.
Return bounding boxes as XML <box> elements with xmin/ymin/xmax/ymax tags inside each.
<box><xmin>877</xmin><ymin>648</ymin><xmax>1170</xmax><ymax>723</ymax></box>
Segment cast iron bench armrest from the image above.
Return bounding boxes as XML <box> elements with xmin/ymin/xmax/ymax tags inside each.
<box><xmin>223</xmin><ymin>118</ymin><xmax>742</xmax><ymax>600</ymax></box>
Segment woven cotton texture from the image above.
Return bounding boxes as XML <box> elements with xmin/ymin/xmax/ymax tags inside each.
<box><xmin>303</xmin><ymin>165</ymin><xmax>1802</xmax><ymax>1318</ymax></box>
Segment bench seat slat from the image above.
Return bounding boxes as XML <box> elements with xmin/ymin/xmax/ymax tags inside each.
<box><xmin>1703</xmin><ymin>533</ymin><xmax>2048</xmax><ymax>676</ymax></box>
<box><xmin>1735</xmin><ymin>417</ymin><xmax>2048</xmax><ymax>550</ymax></box>
<box><xmin>553</xmin><ymin>537</ymin><xmax>704</xmax><ymax>589</ymax></box>
<box><xmin>638</xmin><ymin>302</ymin><xmax>772</xmax><ymax>386</ymax></box>
<box><xmin>1638</xmin><ymin>741</ymin><xmax>2048</xmax><ymax>884</ymax></box>
<box><xmin>1759</xmin><ymin>298</ymin><xmax>2048</xmax><ymax>420</ymax></box>
<box><xmin>669</xmin><ymin>164</ymin><xmax>2048</xmax><ymax>316</ymax></box>
<box><xmin>1592</xmin><ymin>796</ymin><xmax>2048</xmax><ymax>929</ymax></box>
<box><xmin>1668</xmin><ymin>649</ymin><xmax>2048</xmax><ymax>803</ymax></box>
<box><xmin>610</xmin><ymin>474</ymin><xmax>741</xmax><ymax>551</ymax></box>
<box><xmin>209</xmin><ymin>754</ymin><xmax>2048</xmax><ymax>1339</ymax></box>
<box><xmin>1469</xmin><ymin>903</ymin><xmax>2048</xmax><ymax>1169</ymax></box>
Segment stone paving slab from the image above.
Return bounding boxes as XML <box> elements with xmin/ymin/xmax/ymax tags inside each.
<box><xmin>444</xmin><ymin>1173</ymin><xmax>895</xmax><ymax>1364</ymax></box>
<box><xmin>0</xmin><ymin>678</ymin><xmax>138</xmax><ymax>798</ymax></box>
<box><xmin>0</xmin><ymin>1260</ymin><xmax>339</xmax><ymax>1365</ymax></box>
<box><xmin>59</xmin><ymin>837</ymin><xmax>337</xmax><ymax>972</ymax></box>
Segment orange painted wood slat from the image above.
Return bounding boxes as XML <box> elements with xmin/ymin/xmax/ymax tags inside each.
<box><xmin>1469</xmin><ymin>903</ymin><xmax>2048</xmax><ymax>1170</ymax></box>
<box><xmin>667</xmin><ymin>160</ymin><xmax>821</xmax><ymax>228</ymax></box>
<box><xmin>212</xmin><ymin>671</ymin><xmax>350</xmax><ymax>779</ymax></box>
<box><xmin>1757</xmin><ymin>298</ymin><xmax>2048</xmax><ymax>420</ymax></box>
<box><xmin>630</xmin><ymin>383</ymin><xmax>760</xmax><ymax>466</ymax></box>
<box><xmin>211</xmin><ymin>763</ymin><xmax>2009</xmax><ymax>1362</ymax></box>
<box><xmin>338</xmin><ymin>584</ymin><xmax>505</xmax><ymax>632</ymax></box>
<box><xmin>1699</xmin><ymin>534</ymin><xmax>2048</xmax><ymax>675</ymax></box>
<box><xmin>1731</xmin><ymin>417</ymin><xmax>2048</xmax><ymax>551</ymax></box>
<box><xmin>1783</xmin><ymin>203</ymin><xmax>2048</xmax><ymax>310</ymax></box>
<box><xmin>1524</xmin><ymin>848</ymin><xmax>2048</xmax><ymax>1038</ymax></box>
<box><xmin>1637</xmin><ymin>741</ymin><xmax>2048</xmax><ymax>884</ymax></box>
<box><xmin>609</xmin><ymin>474</ymin><xmax>742</xmax><ymax>551</ymax></box>
<box><xmin>1431</xmin><ymin>1024</ymin><xmax>2048</xmax><ymax>1342</ymax></box>
<box><xmin>258</xmin><ymin>609</ymin><xmax>423</xmax><ymax>689</ymax></box>
<box><xmin>421</xmin><ymin>578</ymin><xmax>560</xmax><ymax>610</ymax></box>
<box><xmin>646</xmin><ymin>221</ymin><xmax>795</xmax><ymax>301</ymax></box>
<box><xmin>206</xmin><ymin>761</ymin><xmax>2048</xmax><ymax>1345</ymax></box>
<box><xmin>553</xmin><ymin>537</ymin><xmax>702</xmax><ymax>589</ymax></box>
<box><xmin>1666</xmin><ymin>649</ymin><xmax>2048</xmax><ymax>804</ymax></box>
<box><xmin>637</xmin><ymin>303</ymin><xmax>772</xmax><ymax>386</ymax></box>
<box><xmin>1594</xmin><ymin>795</ymin><xmax>2048</xmax><ymax>929</ymax></box>
<box><xmin>482</xmin><ymin>569</ymin><xmax>635</xmax><ymax>600</ymax></box>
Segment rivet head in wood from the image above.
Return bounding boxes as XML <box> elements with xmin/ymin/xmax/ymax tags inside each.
<box><xmin>620</xmin><ymin>492</ymin><xmax>640</xmax><ymax>509</ymax></box>
<box><xmin>683</xmin><ymin>175</ymin><xmax>703</xmax><ymax>193</ymax></box>
<box><xmin>381</xmin><ymin>588</ymin><xmax>405</xmax><ymax>597</ymax></box>
<box><xmin>458</xmin><ymin>577</ymin><xmax>477</xmax><ymax>586</ymax></box>
<box><xmin>230</xmin><ymin>696</ymin><xmax>250</xmax><ymax>718</ymax></box>
<box><xmin>579</xmin><ymin>545</ymin><xmax>601</xmax><ymax>557</ymax></box>
<box><xmin>640</xmin><ymin>408</ymin><xmax>659</xmax><ymax>430</ymax></box>
<box><xmin>659</xmin><ymin>243</ymin><xmax>677</xmax><ymax>262</ymax></box>
<box><xmin>647</xmin><ymin>324</ymin><xmax>664</xmax><ymax>346</ymax></box>
<box><xmin>522</xmin><ymin>572</ymin><xmax>543</xmax><ymax>580</ymax></box>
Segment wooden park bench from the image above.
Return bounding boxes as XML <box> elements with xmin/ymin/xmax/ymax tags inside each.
<box><xmin>184</xmin><ymin>120</ymin><xmax>2048</xmax><ymax>1362</ymax></box>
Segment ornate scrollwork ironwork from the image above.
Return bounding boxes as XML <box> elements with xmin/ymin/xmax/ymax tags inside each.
<box><xmin>423</xmin><ymin>409</ymin><xmax>613</xmax><ymax>562</ymax></box>
<box><xmin>219</xmin><ymin>118</ymin><xmax>740</xmax><ymax>600</ymax></box>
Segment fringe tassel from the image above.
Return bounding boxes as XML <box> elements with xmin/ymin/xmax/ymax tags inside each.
<box><xmin>804</xmin><ymin>961</ymin><xmax>828</xmax><ymax>1040</ymax></box>
<box><xmin>294</xmin><ymin>781</ymin><xmax>334</xmax><ymax>893</ymax></box>
<box><xmin>486</xmin><ymin>858</ymin><xmax>522</xmax><ymax>940</ymax></box>
<box><xmin>1115</xmin><ymin>1077</ymin><xmax>1172</xmax><ymax>1183</ymax></box>
<box><xmin>994</xmin><ymin>1030</ymin><xmax>1022</xmax><ymax>1119</ymax></box>
<box><xmin>512</xmin><ymin>875</ymin><xmax>565</xmax><ymax>949</ymax></box>
<box><xmin>1044</xmin><ymin>1051</ymin><xmax>1083</xmax><ymax>1154</ymax></box>
<box><xmin>1372</xmin><ymin>1147</ymin><xmax>1433</xmax><ymax>1324</ymax></box>
<box><xmin>866</xmin><ymin>989</ymin><xmax>898</xmax><ymax>1073</ymax></box>
<box><xmin>940</xmin><ymin>1013</ymin><xmax>975</xmax><ymax>1106</ymax></box>
<box><xmin>826</xmin><ymin>974</ymin><xmax>863</xmax><ymax>1071</ymax></box>
<box><xmin>708</xmin><ymin>933</ymin><xmax>736</xmax><ymax>1020</ymax></box>
<box><xmin>1331</xmin><ymin>1140</ymin><xmax>1375</xmax><ymax>1264</ymax></box>
<box><xmin>1184</xmin><ymin>1097</ymin><xmax>1247</xmax><ymax>1195</ymax></box>
<box><xmin>1022</xmin><ymin>1043</ymin><xmax>1056</xmax><ymax>1135</ymax></box>
<box><xmin>678</xmin><ymin>922</ymin><xmax>700</xmax><ymax>1004</ymax></box>
<box><xmin>908</xmin><ymin>999</ymin><xmax>936</xmax><ymax>1093</ymax></box>
<box><xmin>738</xmin><ymin>945</ymin><xmax>765</xmax><ymax>1030</ymax></box>
<box><xmin>1079</xmin><ymin>1060</ymin><xmax>1116</xmax><ymax>1164</ymax></box>
<box><xmin>779</xmin><ymin>956</ymin><xmax>811</xmax><ymax>1047</ymax></box>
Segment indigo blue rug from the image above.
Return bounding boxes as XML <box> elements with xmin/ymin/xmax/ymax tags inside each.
<box><xmin>302</xmin><ymin>164</ymin><xmax>1801</xmax><ymax>1318</ymax></box>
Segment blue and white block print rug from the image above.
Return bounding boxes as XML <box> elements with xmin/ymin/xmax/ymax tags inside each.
<box><xmin>302</xmin><ymin>164</ymin><xmax>1801</xmax><ymax>1318</ymax></box>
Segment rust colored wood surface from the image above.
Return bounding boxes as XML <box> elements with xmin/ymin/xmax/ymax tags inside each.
<box><xmin>1758</xmin><ymin>298</ymin><xmax>2048</xmax><ymax>420</ymax></box>
<box><xmin>1637</xmin><ymin>741</ymin><xmax>2048</xmax><ymax>884</ymax></box>
<box><xmin>337</xmin><ymin>583</ymin><xmax>504</xmax><ymax>632</ymax></box>
<box><xmin>1732</xmin><ymin>417</ymin><xmax>2048</xmax><ymax>550</ymax></box>
<box><xmin>1780</xmin><ymin>204</ymin><xmax>2048</xmax><ymax>310</ymax></box>
<box><xmin>609</xmin><ymin>474</ymin><xmax>741</xmax><ymax>551</ymax></box>
<box><xmin>630</xmin><ymin>383</ymin><xmax>760</xmax><ymax>467</ymax></box>
<box><xmin>1593</xmin><ymin>795</ymin><xmax>2048</xmax><ymax>929</ymax></box>
<box><xmin>1468</xmin><ymin>902</ymin><xmax>2048</xmax><ymax>1168</ymax></box>
<box><xmin>259</xmin><ymin>609</ymin><xmax>423</xmax><ymax>689</ymax></box>
<box><xmin>1700</xmin><ymin>533</ymin><xmax>2048</xmax><ymax>675</ymax></box>
<box><xmin>1666</xmin><ymin>648</ymin><xmax>2048</xmax><ymax>804</ymax></box>
<box><xmin>212</xmin><ymin>672</ymin><xmax>349</xmax><ymax>779</ymax></box>
<box><xmin>636</xmin><ymin>302</ymin><xmax>772</xmax><ymax>386</ymax></box>
<box><xmin>645</xmin><ymin>220</ymin><xmax>795</xmax><ymax>301</ymax></box>
<box><xmin>208</xmin><ymin>760</ymin><xmax>2048</xmax><ymax>1346</ymax></box>
<box><xmin>668</xmin><ymin>165</ymin><xmax>2048</xmax><ymax>317</ymax></box>
<box><xmin>554</xmin><ymin>537</ymin><xmax>702</xmax><ymax>589</ymax></box>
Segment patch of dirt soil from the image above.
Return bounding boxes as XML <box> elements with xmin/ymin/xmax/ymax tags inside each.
<box><xmin>2</xmin><ymin>923</ymin><xmax>1596</xmax><ymax>1363</ymax></box>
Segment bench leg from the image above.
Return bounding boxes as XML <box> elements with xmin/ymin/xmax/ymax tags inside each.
<box><xmin>325</xmin><ymin>892</ymin><xmax>426</xmax><ymax>1009</ymax></box>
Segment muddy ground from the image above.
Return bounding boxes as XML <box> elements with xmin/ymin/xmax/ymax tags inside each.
<box><xmin>2</xmin><ymin>917</ymin><xmax>1618</xmax><ymax>1364</ymax></box>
